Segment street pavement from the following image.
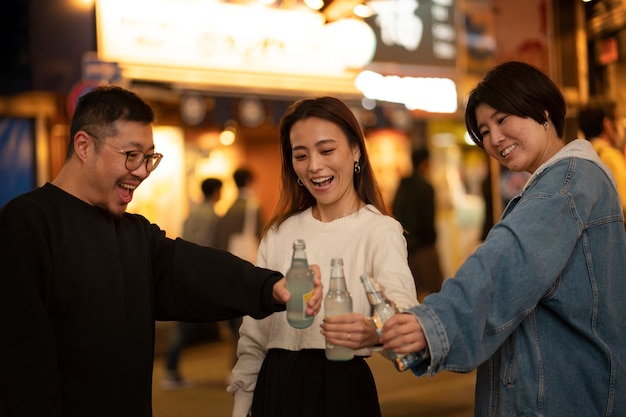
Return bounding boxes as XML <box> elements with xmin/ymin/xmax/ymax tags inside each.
<box><xmin>152</xmin><ymin>336</ymin><xmax>475</xmax><ymax>417</ymax></box>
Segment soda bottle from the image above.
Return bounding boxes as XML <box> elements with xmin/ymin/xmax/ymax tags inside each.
<box><xmin>324</xmin><ymin>258</ymin><xmax>354</xmax><ymax>361</ymax></box>
<box><xmin>360</xmin><ymin>274</ymin><xmax>424</xmax><ymax>371</ymax></box>
<box><xmin>285</xmin><ymin>239</ymin><xmax>314</xmax><ymax>328</ymax></box>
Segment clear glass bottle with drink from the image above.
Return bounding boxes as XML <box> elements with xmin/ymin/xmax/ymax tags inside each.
<box><xmin>285</xmin><ymin>239</ymin><xmax>314</xmax><ymax>329</ymax></box>
<box><xmin>360</xmin><ymin>273</ymin><xmax>425</xmax><ymax>371</ymax></box>
<box><xmin>324</xmin><ymin>258</ymin><xmax>354</xmax><ymax>361</ymax></box>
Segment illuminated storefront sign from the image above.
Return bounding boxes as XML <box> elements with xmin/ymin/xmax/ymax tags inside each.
<box><xmin>96</xmin><ymin>0</ymin><xmax>376</xmax><ymax>95</ymax></box>
<box><xmin>355</xmin><ymin>0</ymin><xmax>458</xmax><ymax>113</ymax></box>
<box><xmin>96</xmin><ymin>0</ymin><xmax>458</xmax><ymax>110</ymax></box>
<box><xmin>365</xmin><ymin>0</ymin><xmax>456</xmax><ymax>67</ymax></box>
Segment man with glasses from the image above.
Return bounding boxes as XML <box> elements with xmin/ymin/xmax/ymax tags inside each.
<box><xmin>0</xmin><ymin>86</ymin><xmax>322</xmax><ymax>417</ymax></box>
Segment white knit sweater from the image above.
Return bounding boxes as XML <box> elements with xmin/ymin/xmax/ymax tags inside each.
<box><xmin>228</xmin><ymin>205</ymin><xmax>418</xmax><ymax>417</ymax></box>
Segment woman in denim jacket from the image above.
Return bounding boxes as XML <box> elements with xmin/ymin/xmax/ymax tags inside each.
<box><xmin>382</xmin><ymin>61</ymin><xmax>626</xmax><ymax>416</ymax></box>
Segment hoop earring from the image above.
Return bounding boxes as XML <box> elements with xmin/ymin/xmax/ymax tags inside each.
<box><xmin>354</xmin><ymin>160</ymin><xmax>361</xmax><ymax>174</ymax></box>
<box><xmin>297</xmin><ymin>177</ymin><xmax>304</xmax><ymax>186</ymax></box>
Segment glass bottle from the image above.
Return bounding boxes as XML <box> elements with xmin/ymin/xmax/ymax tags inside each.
<box><xmin>360</xmin><ymin>274</ymin><xmax>424</xmax><ymax>372</ymax></box>
<box><xmin>285</xmin><ymin>239</ymin><xmax>314</xmax><ymax>328</ymax></box>
<box><xmin>324</xmin><ymin>258</ymin><xmax>354</xmax><ymax>361</ymax></box>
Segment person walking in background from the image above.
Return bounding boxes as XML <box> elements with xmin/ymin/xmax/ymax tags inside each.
<box><xmin>481</xmin><ymin>164</ymin><xmax>530</xmax><ymax>240</ymax></box>
<box><xmin>161</xmin><ymin>177</ymin><xmax>223</xmax><ymax>390</ymax></box>
<box><xmin>381</xmin><ymin>61</ymin><xmax>626</xmax><ymax>416</ymax></box>
<box><xmin>392</xmin><ymin>147</ymin><xmax>444</xmax><ymax>302</ymax></box>
<box><xmin>0</xmin><ymin>86</ymin><xmax>323</xmax><ymax>417</ymax></box>
<box><xmin>578</xmin><ymin>97</ymin><xmax>626</xmax><ymax>218</ymax></box>
<box><xmin>214</xmin><ymin>168</ymin><xmax>263</xmax><ymax>370</ymax></box>
<box><xmin>214</xmin><ymin>168</ymin><xmax>263</xmax><ymax>261</ymax></box>
<box><xmin>228</xmin><ymin>96</ymin><xmax>417</xmax><ymax>417</ymax></box>
<box><xmin>182</xmin><ymin>178</ymin><xmax>223</xmax><ymax>247</ymax></box>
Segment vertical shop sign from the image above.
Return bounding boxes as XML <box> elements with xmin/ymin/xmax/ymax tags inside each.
<box><xmin>0</xmin><ymin>118</ymin><xmax>35</xmax><ymax>206</ymax></box>
<box><xmin>462</xmin><ymin>0</ymin><xmax>496</xmax><ymax>75</ymax></box>
<box><xmin>366</xmin><ymin>0</ymin><xmax>456</xmax><ymax>68</ymax></box>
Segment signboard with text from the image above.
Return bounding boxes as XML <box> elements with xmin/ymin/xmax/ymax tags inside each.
<box><xmin>365</xmin><ymin>0</ymin><xmax>457</xmax><ymax>70</ymax></box>
<box><xmin>96</xmin><ymin>0</ymin><xmax>375</xmax><ymax>77</ymax></box>
<box><xmin>95</xmin><ymin>0</ymin><xmax>378</xmax><ymax>96</ymax></box>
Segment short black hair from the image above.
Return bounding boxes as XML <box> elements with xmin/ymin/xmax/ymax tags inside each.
<box><xmin>67</xmin><ymin>86</ymin><xmax>154</xmax><ymax>159</ymax></box>
<box><xmin>411</xmin><ymin>148</ymin><xmax>430</xmax><ymax>168</ymax></box>
<box><xmin>233</xmin><ymin>168</ymin><xmax>253</xmax><ymax>188</ymax></box>
<box><xmin>578</xmin><ymin>97</ymin><xmax>617</xmax><ymax>140</ymax></box>
<box><xmin>465</xmin><ymin>61</ymin><xmax>566</xmax><ymax>147</ymax></box>
<box><xmin>201</xmin><ymin>178</ymin><xmax>222</xmax><ymax>198</ymax></box>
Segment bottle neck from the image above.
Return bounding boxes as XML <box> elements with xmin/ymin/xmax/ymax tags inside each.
<box><xmin>292</xmin><ymin>248</ymin><xmax>308</xmax><ymax>264</ymax></box>
<box><xmin>365</xmin><ymin>290</ymin><xmax>385</xmax><ymax>306</ymax></box>
<box><xmin>361</xmin><ymin>275</ymin><xmax>384</xmax><ymax>304</ymax></box>
<box><xmin>329</xmin><ymin>268</ymin><xmax>347</xmax><ymax>291</ymax></box>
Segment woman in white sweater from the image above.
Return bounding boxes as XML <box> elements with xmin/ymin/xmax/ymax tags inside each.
<box><xmin>228</xmin><ymin>96</ymin><xmax>418</xmax><ymax>417</ymax></box>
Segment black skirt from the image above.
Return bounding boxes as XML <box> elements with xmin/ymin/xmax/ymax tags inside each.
<box><xmin>251</xmin><ymin>348</ymin><xmax>382</xmax><ymax>417</ymax></box>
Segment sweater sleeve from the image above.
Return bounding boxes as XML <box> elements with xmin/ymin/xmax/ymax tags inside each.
<box><xmin>227</xmin><ymin>315</ymin><xmax>272</xmax><ymax>417</ymax></box>
<box><xmin>366</xmin><ymin>217</ymin><xmax>419</xmax><ymax>309</ymax></box>
<box><xmin>227</xmin><ymin>237</ymin><xmax>273</xmax><ymax>417</ymax></box>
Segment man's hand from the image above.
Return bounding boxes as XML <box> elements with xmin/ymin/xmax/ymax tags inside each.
<box><xmin>271</xmin><ymin>264</ymin><xmax>323</xmax><ymax>317</ymax></box>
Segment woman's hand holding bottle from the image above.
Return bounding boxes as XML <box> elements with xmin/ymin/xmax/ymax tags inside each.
<box><xmin>381</xmin><ymin>312</ymin><xmax>427</xmax><ymax>356</ymax></box>
<box><xmin>321</xmin><ymin>312</ymin><xmax>380</xmax><ymax>349</ymax></box>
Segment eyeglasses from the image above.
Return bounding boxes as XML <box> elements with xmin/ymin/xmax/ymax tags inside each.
<box><xmin>85</xmin><ymin>131</ymin><xmax>163</xmax><ymax>172</ymax></box>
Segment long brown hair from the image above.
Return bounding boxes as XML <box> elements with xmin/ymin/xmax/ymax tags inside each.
<box><xmin>264</xmin><ymin>96</ymin><xmax>386</xmax><ymax>236</ymax></box>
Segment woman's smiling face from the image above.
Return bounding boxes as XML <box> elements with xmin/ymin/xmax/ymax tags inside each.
<box><xmin>476</xmin><ymin>103</ymin><xmax>555</xmax><ymax>174</ymax></box>
<box><xmin>290</xmin><ymin>116</ymin><xmax>361</xmax><ymax>218</ymax></box>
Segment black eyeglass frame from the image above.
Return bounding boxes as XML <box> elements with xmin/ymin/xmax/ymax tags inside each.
<box><xmin>84</xmin><ymin>131</ymin><xmax>163</xmax><ymax>172</ymax></box>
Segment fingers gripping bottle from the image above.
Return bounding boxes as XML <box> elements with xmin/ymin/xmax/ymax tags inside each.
<box><xmin>286</xmin><ymin>239</ymin><xmax>314</xmax><ymax>328</ymax></box>
<box><xmin>360</xmin><ymin>274</ymin><xmax>422</xmax><ymax>372</ymax></box>
<box><xmin>324</xmin><ymin>258</ymin><xmax>354</xmax><ymax>361</ymax></box>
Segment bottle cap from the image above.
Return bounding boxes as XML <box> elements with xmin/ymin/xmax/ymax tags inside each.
<box><xmin>331</xmin><ymin>258</ymin><xmax>343</xmax><ymax>266</ymax></box>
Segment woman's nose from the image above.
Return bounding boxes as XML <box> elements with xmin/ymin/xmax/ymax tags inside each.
<box><xmin>308</xmin><ymin>153</ymin><xmax>323</xmax><ymax>171</ymax></box>
<box><xmin>489</xmin><ymin>127</ymin><xmax>504</xmax><ymax>146</ymax></box>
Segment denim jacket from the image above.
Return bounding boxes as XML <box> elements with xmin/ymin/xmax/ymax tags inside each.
<box><xmin>408</xmin><ymin>139</ymin><xmax>626</xmax><ymax>416</ymax></box>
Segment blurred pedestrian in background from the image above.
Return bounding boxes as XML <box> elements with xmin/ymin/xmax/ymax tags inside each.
<box><xmin>578</xmin><ymin>97</ymin><xmax>626</xmax><ymax>218</ymax></box>
<box><xmin>392</xmin><ymin>147</ymin><xmax>444</xmax><ymax>302</ymax></box>
<box><xmin>183</xmin><ymin>178</ymin><xmax>223</xmax><ymax>247</ymax></box>
<box><xmin>161</xmin><ymin>177</ymin><xmax>223</xmax><ymax>390</ymax></box>
<box><xmin>481</xmin><ymin>164</ymin><xmax>529</xmax><ymax>240</ymax></box>
<box><xmin>214</xmin><ymin>168</ymin><xmax>263</xmax><ymax>370</ymax></box>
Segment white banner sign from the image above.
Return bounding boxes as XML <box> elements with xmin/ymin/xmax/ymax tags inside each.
<box><xmin>96</xmin><ymin>0</ymin><xmax>376</xmax><ymax>77</ymax></box>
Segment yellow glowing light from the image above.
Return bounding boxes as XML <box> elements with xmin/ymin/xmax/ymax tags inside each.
<box><xmin>304</xmin><ymin>0</ymin><xmax>324</xmax><ymax>10</ymax></box>
<box><xmin>353</xmin><ymin>4</ymin><xmax>373</xmax><ymax>18</ymax></box>
<box><xmin>71</xmin><ymin>0</ymin><xmax>95</xmax><ymax>11</ymax></box>
<box><xmin>219</xmin><ymin>129</ymin><xmax>236</xmax><ymax>146</ymax></box>
<box><xmin>355</xmin><ymin>70</ymin><xmax>458</xmax><ymax>113</ymax></box>
<box><xmin>127</xmin><ymin>126</ymin><xmax>186</xmax><ymax>237</ymax></box>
